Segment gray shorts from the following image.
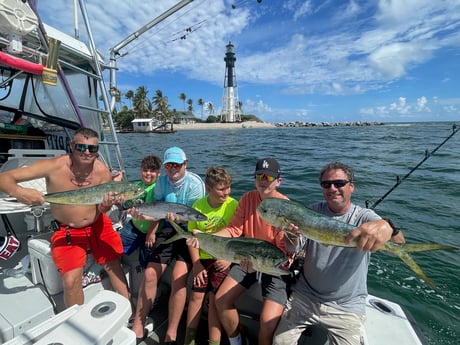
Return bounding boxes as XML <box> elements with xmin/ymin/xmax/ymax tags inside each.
<box><xmin>273</xmin><ymin>291</ymin><xmax>366</xmax><ymax>345</ymax></box>
<box><xmin>228</xmin><ymin>264</ymin><xmax>288</xmax><ymax>306</ymax></box>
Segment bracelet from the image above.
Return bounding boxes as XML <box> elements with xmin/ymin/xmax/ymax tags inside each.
<box><xmin>384</xmin><ymin>218</ymin><xmax>400</xmax><ymax>237</ymax></box>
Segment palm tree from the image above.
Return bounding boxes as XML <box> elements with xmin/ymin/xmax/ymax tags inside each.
<box><xmin>197</xmin><ymin>98</ymin><xmax>204</xmax><ymax>120</ymax></box>
<box><xmin>152</xmin><ymin>89</ymin><xmax>169</xmax><ymax>122</ymax></box>
<box><xmin>205</xmin><ymin>102</ymin><xmax>214</xmax><ymax>116</ymax></box>
<box><xmin>125</xmin><ymin>90</ymin><xmax>134</xmax><ymax>109</ymax></box>
<box><xmin>133</xmin><ymin>86</ymin><xmax>151</xmax><ymax>118</ymax></box>
<box><xmin>187</xmin><ymin>98</ymin><xmax>193</xmax><ymax>113</ymax></box>
<box><xmin>179</xmin><ymin>93</ymin><xmax>186</xmax><ymax>111</ymax></box>
<box><xmin>237</xmin><ymin>101</ymin><xmax>243</xmax><ymax>121</ymax></box>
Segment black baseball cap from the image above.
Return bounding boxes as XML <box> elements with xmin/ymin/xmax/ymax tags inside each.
<box><xmin>254</xmin><ymin>158</ymin><xmax>281</xmax><ymax>178</ymax></box>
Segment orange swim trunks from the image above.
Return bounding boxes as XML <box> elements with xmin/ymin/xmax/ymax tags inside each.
<box><xmin>51</xmin><ymin>213</ymin><xmax>123</xmax><ymax>274</ymax></box>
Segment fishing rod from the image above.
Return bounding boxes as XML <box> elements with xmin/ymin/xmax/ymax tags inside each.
<box><xmin>366</xmin><ymin>123</ymin><xmax>459</xmax><ymax>210</ymax></box>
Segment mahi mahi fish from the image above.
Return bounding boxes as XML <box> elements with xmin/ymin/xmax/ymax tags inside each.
<box><xmin>257</xmin><ymin>198</ymin><xmax>458</xmax><ymax>290</ymax></box>
<box><xmin>134</xmin><ymin>201</ymin><xmax>208</xmax><ymax>222</ymax></box>
<box><xmin>44</xmin><ymin>181</ymin><xmax>144</xmax><ymax>205</ymax></box>
<box><xmin>164</xmin><ymin>220</ymin><xmax>289</xmax><ymax>276</ymax></box>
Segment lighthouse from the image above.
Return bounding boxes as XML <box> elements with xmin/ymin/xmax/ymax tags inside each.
<box><xmin>220</xmin><ymin>42</ymin><xmax>241</xmax><ymax>123</ymax></box>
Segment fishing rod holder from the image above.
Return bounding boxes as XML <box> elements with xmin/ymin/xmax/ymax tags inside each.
<box><xmin>30</xmin><ymin>206</ymin><xmax>46</xmax><ymax>232</ymax></box>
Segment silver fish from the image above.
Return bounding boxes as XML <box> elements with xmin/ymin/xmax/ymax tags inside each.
<box><xmin>257</xmin><ymin>198</ymin><xmax>458</xmax><ymax>290</ymax></box>
<box><xmin>164</xmin><ymin>220</ymin><xmax>290</xmax><ymax>276</ymax></box>
<box><xmin>136</xmin><ymin>201</ymin><xmax>207</xmax><ymax>222</ymax></box>
<box><xmin>44</xmin><ymin>181</ymin><xmax>144</xmax><ymax>205</ymax></box>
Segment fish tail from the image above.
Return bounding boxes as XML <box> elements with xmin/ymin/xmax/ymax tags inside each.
<box><xmin>162</xmin><ymin>220</ymin><xmax>191</xmax><ymax>244</ymax></box>
<box><xmin>384</xmin><ymin>243</ymin><xmax>438</xmax><ymax>290</ymax></box>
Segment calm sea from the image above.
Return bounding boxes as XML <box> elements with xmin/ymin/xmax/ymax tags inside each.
<box><xmin>115</xmin><ymin>121</ymin><xmax>459</xmax><ymax>344</ymax></box>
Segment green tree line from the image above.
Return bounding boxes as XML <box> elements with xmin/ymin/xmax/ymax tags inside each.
<box><xmin>112</xmin><ymin>86</ymin><xmax>261</xmax><ymax>130</ymax></box>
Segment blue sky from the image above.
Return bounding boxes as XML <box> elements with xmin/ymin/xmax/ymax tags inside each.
<box><xmin>39</xmin><ymin>0</ymin><xmax>460</xmax><ymax>123</ymax></box>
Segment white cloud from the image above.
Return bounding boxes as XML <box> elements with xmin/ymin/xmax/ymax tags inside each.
<box><xmin>35</xmin><ymin>0</ymin><xmax>460</xmax><ymax>122</ymax></box>
<box><xmin>416</xmin><ymin>96</ymin><xmax>430</xmax><ymax>112</ymax></box>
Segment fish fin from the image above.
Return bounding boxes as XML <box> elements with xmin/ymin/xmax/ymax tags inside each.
<box><xmin>233</xmin><ymin>251</ymin><xmax>255</xmax><ymax>260</ymax></box>
<box><xmin>386</xmin><ymin>244</ymin><xmax>438</xmax><ymax>290</ymax></box>
<box><xmin>162</xmin><ymin>234</ymin><xmax>183</xmax><ymax>245</ymax></box>
<box><xmin>169</xmin><ymin>220</ymin><xmax>186</xmax><ymax>234</ymax></box>
<box><xmin>162</xmin><ymin>220</ymin><xmax>192</xmax><ymax>245</ymax></box>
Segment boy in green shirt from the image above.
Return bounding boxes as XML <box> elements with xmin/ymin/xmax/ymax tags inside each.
<box><xmin>185</xmin><ymin>167</ymin><xmax>238</xmax><ymax>345</ymax></box>
<box><xmin>118</xmin><ymin>155</ymin><xmax>162</xmax><ymax>267</ymax></box>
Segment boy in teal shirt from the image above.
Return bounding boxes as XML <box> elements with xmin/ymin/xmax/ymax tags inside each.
<box><xmin>185</xmin><ymin>167</ymin><xmax>238</xmax><ymax>345</ymax></box>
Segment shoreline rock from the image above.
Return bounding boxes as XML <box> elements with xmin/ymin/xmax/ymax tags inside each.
<box><xmin>173</xmin><ymin>120</ymin><xmax>384</xmax><ymax>130</ymax></box>
<box><xmin>274</xmin><ymin>121</ymin><xmax>385</xmax><ymax>128</ymax></box>
<box><xmin>112</xmin><ymin>121</ymin><xmax>386</xmax><ymax>132</ymax></box>
<box><xmin>173</xmin><ymin>121</ymin><xmax>275</xmax><ymax>130</ymax></box>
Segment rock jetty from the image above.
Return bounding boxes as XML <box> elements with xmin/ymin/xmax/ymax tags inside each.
<box><xmin>274</xmin><ymin>121</ymin><xmax>384</xmax><ymax>127</ymax></box>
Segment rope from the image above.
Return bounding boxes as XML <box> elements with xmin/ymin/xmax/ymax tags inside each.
<box><xmin>366</xmin><ymin>123</ymin><xmax>459</xmax><ymax>209</ymax></box>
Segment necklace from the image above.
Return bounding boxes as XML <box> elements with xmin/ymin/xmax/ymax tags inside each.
<box><xmin>69</xmin><ymin>159</ymin><xmax>93</xmax><ymax>187</ymax></box>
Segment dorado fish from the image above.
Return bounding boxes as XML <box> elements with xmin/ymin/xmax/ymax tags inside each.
<box><xmin>134</xmin><ymin>201</ymin><xmax>208</xmax><ymax>222</ymax></box>
<box><xmin>44</xmin><ymin>181</ymin><xmax>144</xmax><ymax>205</ymax></box>
<box><xmin>164</xmin><ymin>220</ymin><xmax>289</xmax><ymax>276</ymax></box>
<box><xmin>257</xmin><ymin>198</ymin><xmax>458</xmax><ymax>290</ymax></box>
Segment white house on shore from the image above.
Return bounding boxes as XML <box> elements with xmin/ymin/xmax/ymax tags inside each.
<box><xmin>131</xmin><ymin>118</ymin><xmax>161</xmax><ymax>132</ymax></box>
<box><xmin>174</xmin><ymin>111</ymin><xmax>197</xmax><ymax>125</ymax></box>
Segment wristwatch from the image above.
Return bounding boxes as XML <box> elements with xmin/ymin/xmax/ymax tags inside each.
<box><xmin>385</xmin><ymin>218</ymin><xmax>401</xmax><ymax>237</ymax></box>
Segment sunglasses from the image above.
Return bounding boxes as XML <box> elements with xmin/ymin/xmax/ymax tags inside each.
<box><xmin>320</xmin><ymin>179</ymin><xmax>351</xmax><ymax>189</ymax></box>
<box><xmin>164</xmin><ymin>162</ymin><xmax>184</xmax><ymax>170</ymax></box>
<box><xmin>255</xmin><ymin>173</ymin><xmax>277</xmax><ymax>182</ymax></box>
<box><xmin>74</xmin><ymin>143</ymin><xmax>99</xmax><ymax>153</ymax></box>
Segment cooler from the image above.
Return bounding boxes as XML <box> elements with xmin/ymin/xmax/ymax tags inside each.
<box><xmin>27</xmin><ymin>232</ymin><xmax>63</xmax><ymax>295</ymax></box>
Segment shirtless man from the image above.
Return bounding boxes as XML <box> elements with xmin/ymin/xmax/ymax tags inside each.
<box><xmin>0</xmin><ymin>128</ymin><xmax>130</xmax><ymax>307</ymax></box>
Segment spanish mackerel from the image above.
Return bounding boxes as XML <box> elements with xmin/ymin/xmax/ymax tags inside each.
<box><xmin>44</xmin><ymin>181</ymin><xmax>143</xmax><ymax>205</ymax></box>
<box><xmin>134</xmin><ymin>201</ymin><xmax>208</xmax><ymax>222</ymax></box>
<box><xmin>257</xmin><ymin>198</ymin><xmax>458</xmax><ymax>289</ymax></box>
<box><xmin>164</xmin><ymin>220</ymin><xmax>289</xmax><ymax>276</ymax></box>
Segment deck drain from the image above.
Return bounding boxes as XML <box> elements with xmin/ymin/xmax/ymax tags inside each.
<box><xmin>369</xmin><ymin>299</ymin><xmax>396</xmax><ymax>315</ymax></box>
<box><xmin>91</xmin><ymin>301</ymin><xmax>117</xmax><ymax>318</ymax></box>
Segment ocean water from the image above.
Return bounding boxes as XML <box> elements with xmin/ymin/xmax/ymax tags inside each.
<box><xmin>115</xmin><ymin>121</ymin><xmax>459</xmax><ymax>344</ymax></box>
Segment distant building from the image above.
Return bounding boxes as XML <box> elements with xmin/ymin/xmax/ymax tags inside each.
<box><xmin>131</xmin><ymin>118</ymin><xmax>161</xmax><ymax>132</ymax></box>
<box><xmin>174</xmin><ymin>111</ymin><xmax>197</xmax><ymax>125</ymax></box>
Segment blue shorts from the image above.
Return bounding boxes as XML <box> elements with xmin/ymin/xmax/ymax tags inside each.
<box><xmin>228</xmin><ymin>264</ymin><xmax>288</xmax><ymax>306</ymax></box>
<box><xmin>118</xmin><ymin>220</ymin><xmax>149</xmax><ymax>268</ymax></box>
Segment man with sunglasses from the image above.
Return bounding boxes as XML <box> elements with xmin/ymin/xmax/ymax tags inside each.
<box><xmin>273</xmin><ymin>162</ymin><xmax>405</xmax><ymax>345</ymax></box>
<box><xmin>131</xmin><ymin>146</ymin><xmax>205</xmax><ymax>344</ymax></box>
<box><xmin>0</xmin><ymin>127</ymin><xmax>131</xmax><ymax>309</ymax></box>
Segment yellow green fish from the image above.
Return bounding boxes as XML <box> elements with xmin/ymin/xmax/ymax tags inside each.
<box><xmin>257</xmin><ymin>198</ymin><xmax>458</xmax><ymax>290</ymax></box>
<box><xmin>164</xmin><ymin>220</ymin><xmax>289</xmax><ymax>276</ymax></box>
<box><xmin>44</xmin><ymin>181</ymin><xmax>144</xmax><ymax>205</ymax></box>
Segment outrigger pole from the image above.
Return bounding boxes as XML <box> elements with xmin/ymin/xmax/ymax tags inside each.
<box><xmin>367</xmin><ymin>123</ymin><xmax>459</xmax><ymax>209</ymax></box>
<box><xmin>108</xmin><ymin>0</ymin><xmax>194</xmax><ymax>112</ymax></box>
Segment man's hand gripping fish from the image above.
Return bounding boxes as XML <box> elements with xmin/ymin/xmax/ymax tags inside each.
<box><xmin>257</xmin><ymin>198</ymin><xmax>458</xmax><ymax>290</ymax></box>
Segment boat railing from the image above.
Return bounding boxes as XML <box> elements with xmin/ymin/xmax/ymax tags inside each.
<box><xmin>76</xmin><ymin>0</ymin><xmax>126</xmax><ymax>178</ymax></box>
<box><xmin>0</xmin><ymin>0</ymin><xmax>126</xmax><ymax>178</ymax></box>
